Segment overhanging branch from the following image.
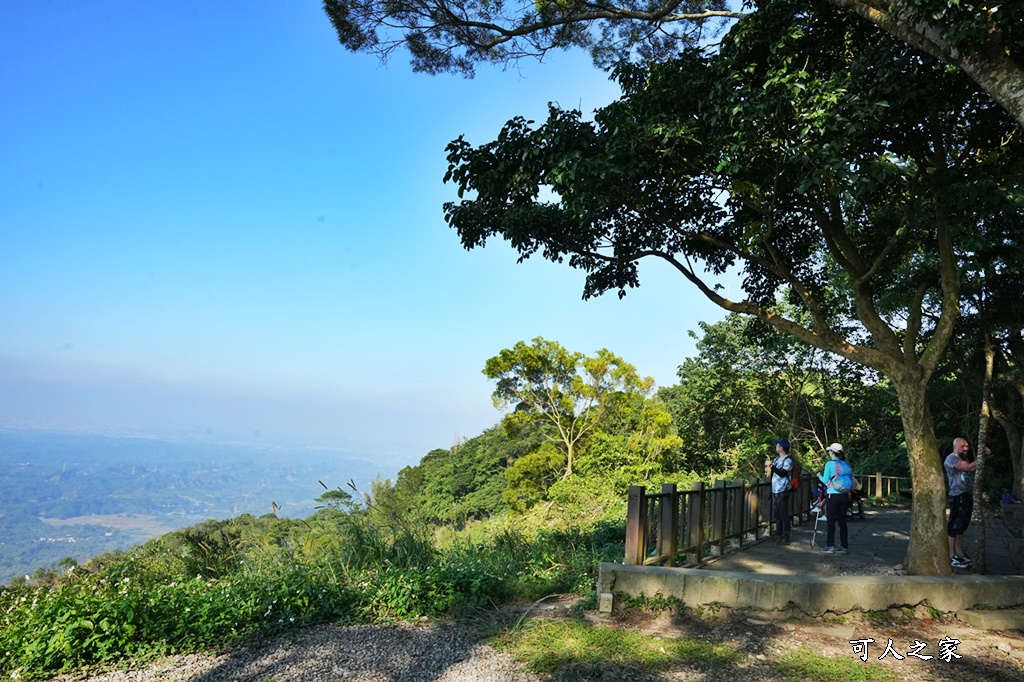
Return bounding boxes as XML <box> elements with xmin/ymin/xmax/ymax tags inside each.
<box><xmin>583</xmin><ymin>242</ymin><xmax>893</xmax><ymax>372</ymax></box>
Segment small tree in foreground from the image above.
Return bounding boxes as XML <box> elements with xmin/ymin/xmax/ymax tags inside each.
<box><xmin>484</xmin><ymin>337</ymin><xmax>654</xmax><ymax>480</ymax></box>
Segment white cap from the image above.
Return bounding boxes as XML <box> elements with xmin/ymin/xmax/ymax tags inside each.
<box><xmin>827</xmin><ymin>442</ymin><xmax>844</xmax><ymax>454</ymax></box>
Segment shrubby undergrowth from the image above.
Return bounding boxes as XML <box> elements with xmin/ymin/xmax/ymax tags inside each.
<box><xmin>0</xmin><ymin>510</ymin><xmax>624</xmax><ymax>680</ymax></box>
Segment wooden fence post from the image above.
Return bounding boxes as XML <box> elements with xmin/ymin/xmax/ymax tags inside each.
<box><xmin>659</xmin><ymin>483</ymin><xmax>678</xmax><ymax>564</ymax></box>
<box><xmin>730</xmin><ymin>480</ymin><xmax>744</xmax><ymax>547</ymax></box>
<box><xmin>687</xmin><ymin>481</ymin><xmax>705</xmax><ymax>563</ymax></box>
<box><xmin>798</xmin><ymin>471</ymin><xmax>810</xmax><ymax>524</ymax></box>
<box><xmin>745</xmin><ymin>478</ymin><xmax>760</xmax><ymax>541</ymax></box>
<box><xmin>625</xmin><ymin>485</ymin><xmax>645</xmax><ymax>565</ymax></box>
<box><xmin>712</xmin><ymin>480</ymin><xmax>727</xmax><ymax>557</ymax></box>
<box><xmin>762</xmin><ymin>477</ymin><xmax>773</xmax><ymax>536</ymax></box>
<box><xmin>875</xmin><ymin>472</ymin><xmax>883</xmax><ymax>502</ymax></box>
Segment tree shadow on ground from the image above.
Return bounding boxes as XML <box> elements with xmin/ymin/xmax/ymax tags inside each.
<box><xmin>182</xmin><ymin>619</ymin><xmax>529</xmax><ymax>682</ymax></box>
<box><xmin>122</xmin><ymin>603</ymin><xmax>1024</xmax><ymax>682</ymax></box>
<box><xmin>581</xmin><ymin>603</ymin><xmax>1024</xmax><ymax>682</ymax></box>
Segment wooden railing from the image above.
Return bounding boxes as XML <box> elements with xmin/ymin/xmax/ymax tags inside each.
<box><xmin>860</xmin><ymin>472</ymin><xmax>912</xmax><ymax>500</ymax></box>
<box><xmin>624</xmin><ymin>472</ymin><xmax>912</xmax><ymax>566</ymax></box>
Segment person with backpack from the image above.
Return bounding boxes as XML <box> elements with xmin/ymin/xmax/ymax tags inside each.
<box><xmin>765</xmin><ymin>438</ymin><xmax>795</xmax><ymax>544</ymax></box>
<box><xmin>818</xmin><ymin>442</ymin><xmax>854</xmax><ymax>554</ymax></box>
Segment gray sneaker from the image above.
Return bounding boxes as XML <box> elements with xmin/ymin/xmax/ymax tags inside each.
<box><xmin>835</xmin><ymin>546</ymin><xmax>848</xmax><ymax>554</ymax></box>
<box><xmin>820</xmin><ymin>546</ymin><xmax>835</xmax><ymax>554</ymax></box>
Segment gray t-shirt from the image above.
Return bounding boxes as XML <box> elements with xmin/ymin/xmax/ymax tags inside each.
<box><xmin>944</xmin><ymin>453</ymin><xmax>974</xmax><ymax>497</ymax></box>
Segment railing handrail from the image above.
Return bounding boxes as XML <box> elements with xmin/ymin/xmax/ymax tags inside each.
<box><xmin>624</xmin><ymin>472</ymin><xmax>910</xmax><ymax>567</ymax></box>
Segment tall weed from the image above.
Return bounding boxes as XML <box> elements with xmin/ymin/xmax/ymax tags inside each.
<box><xmin>1</xmin><ymin>511</ymin><xmax>625</xmax><ymax>680</ymax></box>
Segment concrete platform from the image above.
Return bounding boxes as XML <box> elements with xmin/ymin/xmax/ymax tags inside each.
<box><xmin>959</xmin><ymin>608</ymin><xmax>1024</xmax><ymax>630</ymax></box>
<box><xmin>597</xmin><ymin>506</ymin><xmax>1024</xmax><ymax>625</ymax></box>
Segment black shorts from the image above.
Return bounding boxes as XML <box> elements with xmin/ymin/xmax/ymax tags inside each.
<box><xmin>947</xmin><ymin>493</ymin><xmax>973</xmax><ymax>537</ymax></box>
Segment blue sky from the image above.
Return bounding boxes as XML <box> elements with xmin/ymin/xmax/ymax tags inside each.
<box><xmin>0</xmin><ymin>2</ymin><xmax>728</xmax><ymax>467</ymax></box>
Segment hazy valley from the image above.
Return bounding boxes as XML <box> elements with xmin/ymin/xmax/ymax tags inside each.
<box><xmin>0</xmin><ymin>429</ymin><xmax>394</xmax><ymax>583</ymax></box>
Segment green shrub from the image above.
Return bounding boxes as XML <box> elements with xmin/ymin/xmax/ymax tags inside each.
<box><xmin>1</xmin><ymin>507</ymin><xmax>626</xmax><ymax>679</ymax></box>
<box><xmin>0</xmin><ymin>559</ymin><xmax>362</xmax><ymax>679</ymax></box>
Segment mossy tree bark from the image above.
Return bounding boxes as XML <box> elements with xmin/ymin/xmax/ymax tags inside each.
<box><xmin>893</xmin><ymin>371</ymin><xmax>951</xmax><ymax>575</ymax></box>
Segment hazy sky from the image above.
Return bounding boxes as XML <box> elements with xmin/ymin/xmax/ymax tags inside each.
<box><xmin>1</xmin><ymin>2</ymin><xmax>728</xmax><ymax>466</ymax></box>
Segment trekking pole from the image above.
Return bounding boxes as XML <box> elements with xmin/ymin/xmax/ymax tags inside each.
<box><xmin>811</xmin><ymin>502</ymin><xmax>821</xmax><ymax>548</ymax></box>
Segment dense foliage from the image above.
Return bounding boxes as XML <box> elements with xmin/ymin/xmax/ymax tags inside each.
<box><xmin>659</xmin><ymin>313</ymin><xmax>908</xmax><ymax>479</ymax></box>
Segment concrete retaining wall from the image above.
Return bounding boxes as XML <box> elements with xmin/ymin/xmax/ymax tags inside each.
<box><xmin>597</xmin><ymin>562</ymin><xmax>1024</xmax><ymax>614</ymax></box>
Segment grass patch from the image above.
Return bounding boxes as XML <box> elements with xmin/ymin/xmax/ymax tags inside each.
<box><xmin>776</xmin><ymin>648</ymin><xmax>903</xmax><ymax>682</ymax></box>
<box><xmin>489</xmin><ymin>618</ymin><xmax>736</xmax><ymax>679</ymax></box>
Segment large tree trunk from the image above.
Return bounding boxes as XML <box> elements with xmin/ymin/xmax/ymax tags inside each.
<box><xmin>972</xmin><ymin>336</ymin><xmax>995</xmax><ymax>573</ymax></box>
<box><xmin>829</xmin><ymin>0</ymin><xmax>1024</xmax><ymax>128</ymax></box>
<box><xmin>893</xmin><ymin>372</ymin><xmax>951</xmax><ymax>575</ymax></box>
<box><xmin>999</xmin><ymin>412</ymin><xmax>1023</xmax><ymax>501</ymax></box>
<box><xmin>950</xmin><ymin>40</ymin><xmax>1024</xmax><ymax>128</ymax></box>
<box><xmin>1014</xmin><ymin>382</ymin><xmax>1024</xmax><ymax>501</ymax></box>
<box><xmin>1007</xmin><ymin>330</ymin><xmax>1024</xmax><ymax>501</ymax></box>
<box><xmin>991</xmin><ymin>388</ymin><xmax>1022</xmax><ymax>500</ymax></box>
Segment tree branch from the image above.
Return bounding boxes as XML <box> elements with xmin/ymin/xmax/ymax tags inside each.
<box><xmin>585</xmin><ymin>241</ymin><xmax>896</xmax><ymax>372</ymax></box>
<box><xmin>903</xmin><ymin>282</ymin><xmax>928</xmax><ymax>361</ymax></box>
<box><xmin>469</xmin><ymin>7</ymin><xmax>746</xmax><ymax>51</ymax></box>
<box><xmin>808</xmin><ymin>193</ymin><xmax>905</xmax><ymax>358</ymax></box>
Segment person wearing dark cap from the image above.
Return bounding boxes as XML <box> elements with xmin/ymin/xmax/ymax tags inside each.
<box><xmin>765</xmin><ymin>438</ymin><xmax>794</xmax><ymax>544</ymax></box>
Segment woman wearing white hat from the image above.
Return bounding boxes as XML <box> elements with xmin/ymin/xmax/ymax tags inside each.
<box><xmin>818</xmin><ymin>443</ymin><xmax>855</xmax><ymax>554</ymax></box>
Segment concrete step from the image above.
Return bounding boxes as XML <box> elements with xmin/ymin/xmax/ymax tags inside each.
<box><xmin>958</xmin><ymin>608</ymin><xmax>1024</xmax><ymax>630</ymax></box>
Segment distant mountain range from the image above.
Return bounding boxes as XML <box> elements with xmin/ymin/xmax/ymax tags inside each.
<box><xmin>0</xmin><ymin>429</ymin><xmax>396</xmax><ymax>584</ymax></box>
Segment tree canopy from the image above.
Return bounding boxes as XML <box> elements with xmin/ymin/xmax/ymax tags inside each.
<box><xmin>323</xmin><ymin>0</ymin><xmax>1024</xmax><ymax>126</ymax></box>
<box><xmin>441</xmin><ymin>1</ymin><xmax>1024</xmax><ymax>572</ymax></box>
<box><xmin>483</xmin><ymin>337</ymin><xmax>655</xmax><ymax>478</ymax></box>
<box><xmin>364</xmin><ymin>340</ymin><xmax>682</xmax><ymax>523</ymax></box>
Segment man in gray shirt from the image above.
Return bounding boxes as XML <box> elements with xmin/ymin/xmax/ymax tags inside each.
<box><xmin>944</xmin><ymin>437</ymin><xmax>978</xmax><ymax>569</ymax></box>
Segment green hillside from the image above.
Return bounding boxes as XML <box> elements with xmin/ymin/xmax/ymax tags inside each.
<box><xmin>0</xmin><ymin>327</ymin><xmax>1006</xmax><ymax>680</ymax></box>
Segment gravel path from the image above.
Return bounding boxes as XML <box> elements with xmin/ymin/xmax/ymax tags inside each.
<box><xmin>46</xmin><ymin>602</ymin><xmax>1024</xmax><ymax>682</ymax></box>
<box><xmin>50</xmin><ymin>622</ymin><xmax>540</xmax><ymax>682</ymax></box>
